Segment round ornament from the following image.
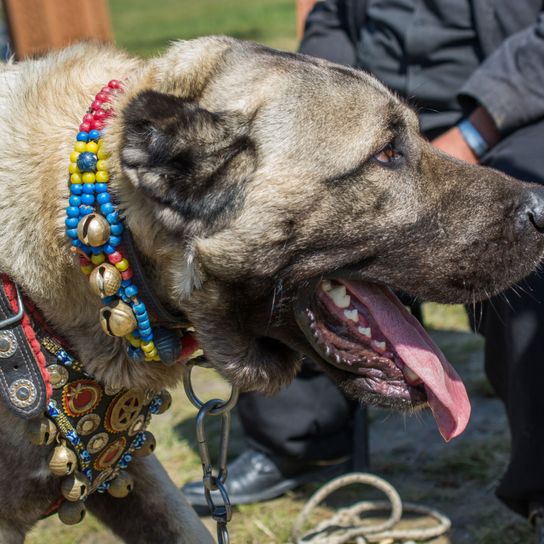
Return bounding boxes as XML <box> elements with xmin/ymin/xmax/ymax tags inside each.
<box><xmin>89</xmin><ymin>263</ymin><xmax>122</xmax><ymax>298</ymax></box>
<box><xmin>48</xmin><ymin>442</ymin><xmax>78</xmax><ymax>476</ymax></box>
<box><xmin>94</xmin><ymin>437</ymin><xmax>127</xmax><ymax>471</ymax></box>
<box><xmin>87</xmin><ymin>432</ymin><xmax>109</xmax><ymax>454</ymax></box>
<box><xmin>62</xmin><ymin>379</ymin><xmax>102</xmax><ymax>417</ymax></box>
<box><xmin>61</xmin><ymin>471</ymin><xmax>90</xmax><ymax>502</ymax></box>
<box><xmin>106</xmin><ymin>390</ymin><xmax>144</xmax><ymax>433</ymax></box>
<box><xmin>77</xmin><ymin>213</ymin><xmax>111</xmax><ymax>247</ymax></box>
<box><xmin>48</xmin><ymin>364</ymin><xmax>69</xmax><ymax>389</ymax></box>
<box><xmin>76</xmin><ymin>413</ymin><xmax>101</xmax><ymax>436</ymax></box>
<box><xmin>58</xmin><ymin>500</ymin><xmax>86</xmax><ymax>525</ymax></box>
<box><xmin>107</xmin><ymin>470</ymin><xmax>134</xmax><ymax>498</ymax></box>
<box><xmin>100</xmin><ymin>301</ymin><xmax>137</xmax><ymax>337</ymax></box>
<box><xmin>27</xmin><ymin>417</ymin><xmax>57</xmax><ymax>446</ymax></box>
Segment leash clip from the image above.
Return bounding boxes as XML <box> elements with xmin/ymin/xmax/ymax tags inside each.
<box><xmin>0</xmin><ymin>282</ymin><xmax>24</xmax><ymax>329</ymax></box>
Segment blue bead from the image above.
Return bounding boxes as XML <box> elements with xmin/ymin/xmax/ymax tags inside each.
<box><xmin>72</xmin><ymin>239</ymin><xmax>81</xmax><ymax>248</ymax></box>
<box><xmin>125</xmin><ymin>285</ymin><xmax>138</xmax><ymax>297</ymax></box>
<box><xmin>65</xmin><ymin>217</ymin><xmax>79</xmax><ymax>228</ymax></box>
<box><xmin>76</xmin><ymin>131</ymin><xmax>89</xmax><ymax>142</ymax></box>
<box><xmin>80</xmin><ymin>205</ymin><xmax>94</xmax><ymax>216</ymax></box>
<box><xmin>100</xmin><ymin>202</ymin><xmax>114</xmax><ymax>215</ymax></box>
<box><xmin>96</xmin><ymin>192</ymin><xmax>110</xmax><ymax>205</ymax></box>
<box><xmin>140</xmin><ymin>332</ymin><xmax>153</xmax><ymax>342</ymax></box>
<box><xmin>133</xmin><ymin>302</ymin><xmax>146</xmax><ymax>315</ymax></box>
<box><xmin>82</xmin><ymin>183</ymin><xmax>95</xmax><ymax>194</ymax></box>
<box><xmin>66</xmin><ymin>206</ymin><xmax>80</xmax><ymax>218</ymax></box>
<box><xmin>110</xmin><ymin>223</ymin><xmax>124</xmax><ymax>236</ymax></box>
<box><xmin>68</xmin><ymin>195</ymin><xmax>81</xmax><ymax>206</ymax></box>
<box><xmin>88</xmin><ymin>129</ymin><xmax>101</xmax><ymax>140</ymax></box>
<box><xmin>66</xmin><ymin>228</ymin><xmax>79</xmax><ymax>239</ymax></box>
<box><xmin>109</xmin><ymin>235</ymin><xmax>121</xmax><ymax>247</ymax></box>
<box><xmin>136</xmin><ymin>312</ymin><xmax>149</xmax><ymax>323</ymax></box>
<box><xmin>76</xmin><ymin>152</ymin><xmax>97</xmax><ymax>172</ymax></box>
<box><xmin>132</xmin><ymin>330</ymin><xmax>140</xmax><ymax>338</ymax></box>
<box><xmin>121</xmin><ymin>279</ymin><xmax>132</xmax><ymax>287</ymax></box>
<box><xmin>103</xmin><ymin>244</ymin><xmax>115</xmax><ymax>254</ymax></box>
<box><xmin>81</xmin><ymin>193</ymin><xmax>95</xmax><ymax>205</ymax></box>
<box><xmin>139</xmin><ymin>327</ymin><xmax>152</xmax><ymax>338</ymax></box>
<box><xmin>94</xmin><ymin>183</ymin><xmax>108</xmax><ymax>193</ymax></box>
<box><xmin>137</xmin><ymin>318</ymin><xmax>150</xmax><ymax>330</ymax></box>
<box><xmin>106</xmin><ymin>211</ymin><xmax>119</xmax><ymax>224</ymax></box>
<box><xmin>70</xmin><ymin>184</ymin><xmax>83</xmax><ymax>195</ymax></box>
<box><xmin>90</xmin><ymin>246</ymin><xmax>102</xmax><ymax>255</ymax></box>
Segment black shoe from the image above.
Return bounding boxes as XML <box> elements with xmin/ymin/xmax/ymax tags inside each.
<box><xmin>181</xmin><ymin>448</ymin><xmax>350</xmax><ymax>508</ymax></box>
<box><xmin>530</xmin><ymin>504</ymin><xmax>544</xmax><ymax>544</ymax></box>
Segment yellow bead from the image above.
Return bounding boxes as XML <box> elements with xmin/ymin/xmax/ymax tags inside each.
<box><xmin>152</xmin><ymin>354</ymin><xmax>161</xmax><ymax>362</ymax></box>
<box><xmin>115</xmin><ymin>258</ymin><xmax>129</xmax><ymax>272</ymax></box>
<box><xmin>80</xmin><ymin>265</ymin><xmax>93</xmax><ymax>275</ymax></box>
<box><xmin>125</xmin><ymin>334</ymin><xmax>142</xmax><ymax>348</ymax></box>
<box><xmin>68</xmin><ymin>163</ymin><xmax>81</xmax><ymax>174</ymax></box>
<box><xmin>70</xmin><ymin>173</ymin><xmax>82</xmax><ymax>184</ymax></box>
<box><xmin>141</xmin><ymin>341</ymin><xmax>155</xmax><ymax>353</ymax></box>
<box><xmin>96</xmin><ymin>171</ymin><xmax>109</xmax><ymax>183</ymax></box>
<box><xmin>91</xmin><ymin>253</ymin><xmax>105</xmax><ymax>265</ymax></box>
<box><xmin>144</xmin><ymin>348</ymin><xmax>158</xmax><ymax>359</ymax></box>
<box><xmin>82</xmin><ymin>172</ymin><xmax>96</xmax><ymax>184</ymax></box>
<box><xmin>86</xmin><ymin>141</ymin><xmax>98</xmax><ymax>153</ymax></box>
<box><xmin>97</xmin><ymin>148</ymin><xmax>110</xmax><ymax>160</ymax></box>
<box><xmin>70</xmin><ymin>152</ymin><xmax>80</xmax><ymax>163</ymax></box>
<box><xmin>96</xmin><ymin>160</ymin><xmax>108</xmax><ymax>171</ymax></box>
<box><xmin>74</xmin><ymin>141</ymin><xmax>87</xmax><ymax>153</ymax></box>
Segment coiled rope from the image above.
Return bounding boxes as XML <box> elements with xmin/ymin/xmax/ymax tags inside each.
<box><xmin>292</xmin><ymin>473</ymin><xmax>451</xmax><ymax>544</ymax></box>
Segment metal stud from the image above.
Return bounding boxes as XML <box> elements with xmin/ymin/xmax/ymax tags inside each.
<box><xmin>77</xmin><ymin>213</ymin><xmax>110</xmax><ymax>247</ymax></box>
<box><xmin>132</xmin><ymin>431</ymin><xmax>156</xmax><ymax>458</ymax></box>
<box><xmin>47</xmin><ymin>442</ymin><xmax>78</xmax><ymax>477</ymax></box>
<box><xmin>61</xmin><ymin>471</ymin><xmax>90</xmax><ymax>502</ymax></box>
<box><xmin>27</xmin><ymin>417</ymin><xmax>57</xmax><ymax>446</ymax></box>
<box><xmin>155</xmin><ymin>390</ymin><xmax>172</xmax><ymax>414</ymax></box>
<box><xmin>89</xmin><ymin>263</ymin><xmax>122</xmax><ymax>298</ymax></box>
<box><xmin>107</xmin><ymin>470</ymin><xmax>134</xmax><ymax>498</ymax></box>
<box><xmin>100</xmin><ymin>301</ymin><xmax>137</xmax><ymax>337</ymax></box>
<box><xmin>58</xmin><ymin>500</ymin><xmax>86</xmax><ymax>525</ymax></box>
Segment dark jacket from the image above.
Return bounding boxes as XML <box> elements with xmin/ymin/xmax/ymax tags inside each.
<box><xmin>299</xmin><ymin>0</ymin><xmax>544</xmax><ymax>134</ymax></box>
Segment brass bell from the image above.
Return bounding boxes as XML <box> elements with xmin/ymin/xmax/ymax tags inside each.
<box><xmin>61</xmin><ymin>471</ymin><xmax>90</xmax><ymax>502</ymax></box>
<box><xmin>58</xmin><ymin>500</ymin><xmax>86</xmax><ymax>525</ymax></box>
<box><xmin>48</xmin><ymin>442</ymin><xmax>78</xmax><ymax>477</ymax></box>
<box><xmin>100</xmin><ymin>300</ymin><xmax>137</xmax><ymax>337</ymax></box>
<box><xmin>133</xmin><ymin>431</ymin><xmax>156</xmax><ymax>458</ymax></box>
<box><xmin>27</xmin><ymin>417</ymin><xmax>57</xmax><ymax>446</ymax></box>
<box><xmin>89</xmin><ymin>263</ymin><xmax>122</xmax><ymax>298</ymax></box>
<box><xmin>77</xmin><ymin>213</ymin><xmax>111</xmax><ymax>247</ymax></box>
<box><xmin>107</xmin><ymin>470</ymin><xmax>134</xmax><ymax>498</ymax></box>
<box><xmin>155</xmin><ymin>390</ymin><xmax>172</xmax><ymax>414</ymax></box>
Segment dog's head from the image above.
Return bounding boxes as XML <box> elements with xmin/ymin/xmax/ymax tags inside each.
<box><xmin>109</xmin><ymin>37</ymin><xmax>544</xmax><ymax>440</ymax></box>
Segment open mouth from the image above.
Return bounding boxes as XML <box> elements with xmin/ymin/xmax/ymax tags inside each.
<box><xmin>294</xmin><ymin>278</ymin><xmax>471</xmax><ymax>441</ymax></box>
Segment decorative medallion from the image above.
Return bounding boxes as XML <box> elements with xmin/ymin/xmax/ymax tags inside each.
<box><xmin>87</xmin><ymin>432</ymin><xmax>109</xmax><ymax>454</ymax></box>
<box><xmin>9</xmin><ymin>379</ymin><xmax>36</xmax><ymax>408</ymax></box>
<box><xmin>48</xmin><ymin>364</ymin><xmax>69</xmax><ymax>389</ymax></box>
<box><xmin>76</xmin><ymin>413</ymin><xmax>101</xmax><ymax>436</ymax></box>
<box><xmin>105</xmin><ymin>390</ymin><xmax>144</xmax><ymax>433</ymax></box>
<box><xmin>94</xmin><ymin>437</ymin><xmax>126</xmax><ymax>471</ymax></box>
<box><xmin>0</xmin><ymin>330</ymin><xmax>17</xmax><ymax>358</ymax></box>
<box><xmin>62</xmin><ymin>380</ymin><xmax>102</xmax><ymax>417</ymax></box>
<box><xmin>128</xmin><ymin>414</ymin><xmax>145</xmax><ymax>437</ymax></box>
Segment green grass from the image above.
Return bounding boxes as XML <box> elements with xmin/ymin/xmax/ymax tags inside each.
<box><xmin>109</xmin><ymin>0</ymin><xmax>297</xmax><ymax>57</ymax></box>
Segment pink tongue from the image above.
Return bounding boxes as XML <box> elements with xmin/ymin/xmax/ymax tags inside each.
<box><xmin>340</xmin><ymin>280</ymin><xmax>471</xmax><ymax>441</ymax></box>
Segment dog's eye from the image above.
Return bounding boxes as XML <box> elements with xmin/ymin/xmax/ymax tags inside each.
<box><xmin>373</xmin><ymin>143</ymin><xmax>402</xmax><ymax>164</ymax></box>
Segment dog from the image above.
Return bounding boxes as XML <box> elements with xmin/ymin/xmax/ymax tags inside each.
<box><xmin>0</xmin><ymin>36</ymin><xmax>543</xmax><ymax>542</ymax></box>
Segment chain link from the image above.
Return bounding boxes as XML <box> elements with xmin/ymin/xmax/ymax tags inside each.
<box><xmin>183</xmin><ymin>363</ymin><xmax>239</xmax><ymax>544</ymax></box>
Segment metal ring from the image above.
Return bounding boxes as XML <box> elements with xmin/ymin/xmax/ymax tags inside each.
<box><xmin>183</xmin><ymin>363</ymin><xmax>239</xmax><ymax>415</ymax></box>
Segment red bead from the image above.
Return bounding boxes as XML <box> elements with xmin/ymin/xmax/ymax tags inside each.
<box><xmin>94</xmin><ymin>109</ymin><xmax>107</xmax><ymax>121</ymax></box>
<box><xmin>101</xmin><ymin>86</ymin><xmax>112</xmax><ymax>94</ymax></box>
<box><xmin>108</xmin><ymin>251</ymin><xmax>123</xmax><ymax>264</ymax></box>
<box><xmin>91</xmin><ymin>99</ymin><xmax>103</xmax><ymax>111</ymax></box>
<box><xmin>108</xmin><ymin>80</ymin><xmax>122</xmax><ymax>89</ymax></box>
<box><xmin>83</xmin><ymin>113</ymin><xmax>94</xmax><ymax>123</ymax></box>
<box><xmin>90</xmin><ymin>119</ymin><xmax>104</xmax><ymax>130</ymax></box>
<box><xmin>79</xmin><ymin>122</ymin><xmax>91</xmax><ymax>132</ymax></box>
<box><xmin>79</xmin><ymin>255</ymin><xmax>91</xmax><ymax>265</ymax></box>
<box><xmin>121</xmin><ymin>268</ymin><xmax>133</xmax><ymax>280</ymax></box>
<box><xmin>96</xmin><ymin>92</ymin><xmax>111</xmax><ymax>103</ymax></box>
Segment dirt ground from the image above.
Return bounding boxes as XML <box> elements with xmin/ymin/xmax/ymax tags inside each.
<box><xmin>29</xmin><ymin>306</ymin><xmax>533</xmax><ymax>543</ymax></box>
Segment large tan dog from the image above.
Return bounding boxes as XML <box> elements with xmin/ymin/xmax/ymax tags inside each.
<box><xmin>1</xmin><ymin>37</ymin><xmax>544</xmax><ymax>542</ymax></box>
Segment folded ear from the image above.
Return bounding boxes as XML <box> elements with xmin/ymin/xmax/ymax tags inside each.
<box><xmin>120</xmin><ymin>90</ymin><xmax>256</xmax><ymax>234</ymax></box>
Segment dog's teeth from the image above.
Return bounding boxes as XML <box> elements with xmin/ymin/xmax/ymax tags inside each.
<box><xmin>358</xmin><ymin>326</ymin><xmax>371</xmax><ymax>338</ymax></box>
<box><xmin>372</xmin><ymin>340</ymin><xmax>386</xmax><ymax>353</ymax></box>
<box><xmin>343</xmin><ymin>309</ymin><xmax>358</xmax><ymax>322</ymax></box>
<box><xmin>334</xmin><ymin>354</ymin><xmax>341</xmax><ymax>364</ymax></box>
<box><xmin>325</xmin><ymin>346</ymin><xmax>331</xmax><ymax>357</ymax></box>
<box><xmin>404</xmin><ymin>366</ymin><xmax>422</xmax><ymax>385</ymax></box>
<box><xmin>321</xmin><ymin>280</ymin><xmax>333</xmax><ymax>292</ymax></box>
<box><xmin>328</xmin><ymin>286</ymin><xmax>350</xmax><ymax>308</ymax></box>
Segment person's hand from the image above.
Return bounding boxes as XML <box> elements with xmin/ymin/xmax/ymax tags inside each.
<box><xmin>432</xmin><ymin>127</ymin><xmax>478</xmax><ymax>164</ymax></box>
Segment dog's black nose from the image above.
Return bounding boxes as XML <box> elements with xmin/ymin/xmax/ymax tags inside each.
<box><xmin>527</xmin><ymin>188</ymin><xmax>544</xmax><ymax>233</ymax></box>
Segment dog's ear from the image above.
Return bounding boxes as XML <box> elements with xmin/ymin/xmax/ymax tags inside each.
<box><xmin>120</xmin><ymin>90</ymin><xmax>256</xmax><ymax>234</ymax></box>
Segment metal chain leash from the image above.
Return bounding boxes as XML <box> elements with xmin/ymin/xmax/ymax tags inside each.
<box><xmin>183</xmin><ymin>362</ymin><xmax>240</xmax><ymax>544</ymax></box>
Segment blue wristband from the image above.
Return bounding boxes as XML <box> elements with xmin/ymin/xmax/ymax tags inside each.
<box><xmin>457</xmin><ymin>118</ymin><xmax>489</xmax><ymax>158</ymax></box>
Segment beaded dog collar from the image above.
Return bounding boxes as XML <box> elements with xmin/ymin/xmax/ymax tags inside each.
<box><xmin>65</xmin><ymin>81</ymin><xmax>200</xmax><ymax>366</ymax></box>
